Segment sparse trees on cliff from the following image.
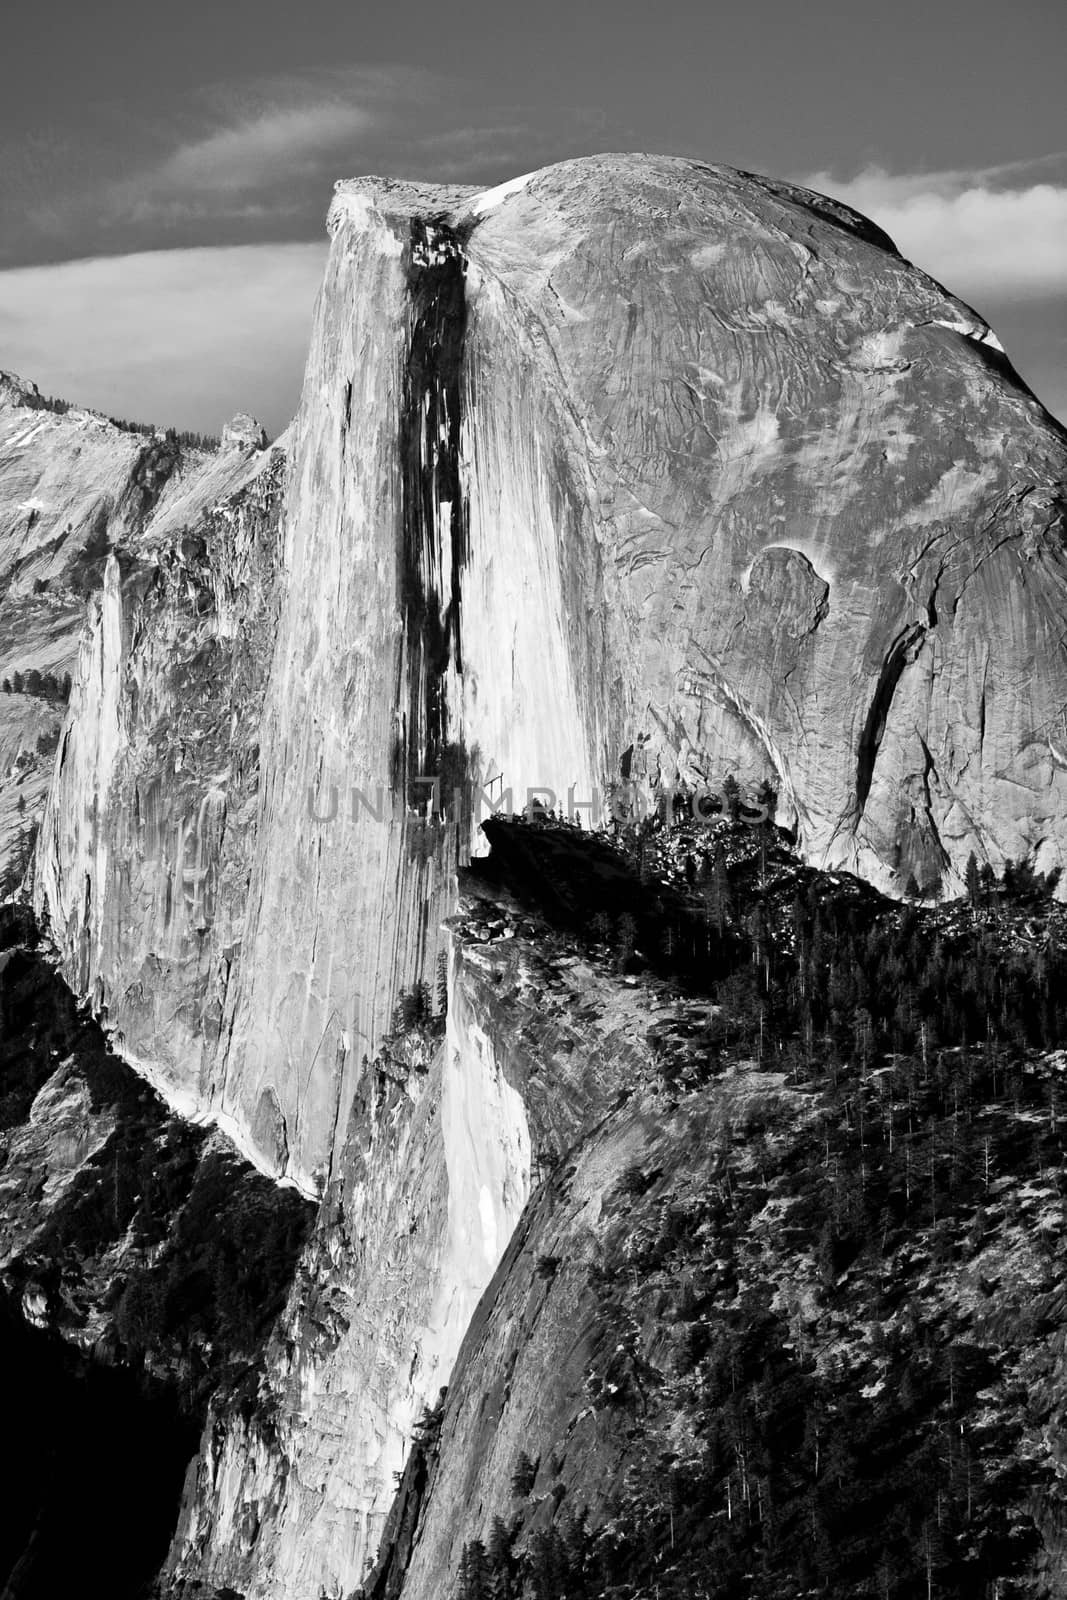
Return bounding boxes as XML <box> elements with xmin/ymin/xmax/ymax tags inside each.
<box><xmin>107</xmin><ymin>413</ymin><xmax>222</xmax><ymax>451</ymax></box>
<box><xmin>0</xmin><ymin>820</ymin><xmax>38</xmax><ymax>900</ymax></box>
<box><xmin>1</xmin><ymin>669</ymin><xmax>71</xmax><ymax>703</ymax></box>
<box><xmin>755</xmin><ymin>776</ymin><xmax>778</xmax><ymax>820</ymax></box>
<box><xmin>392</xmin><ymin>980</ymin><xmax>434</xmax><ymax>1034</ymax></box>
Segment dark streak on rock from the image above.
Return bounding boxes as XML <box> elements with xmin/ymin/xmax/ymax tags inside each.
<box><xmin>926</xmin><ymin>557</ymin><xmax>948</xmax><ymax>628</ymax></box>
<box><xmin>915</xmin><ymin>730</ymin><xmax>949</xmax><ymax>888</ymax></box>
<box><xmin>979</xmin><ymin>678</ymin><xmax>987</xmax><ymax>757</ymax></box>
<box><xmin>395</xmin><ymin>216</ymin><xmax>474</xmax><ymax>806</ymax></box>
<box><xmin>854</xmin><ymin>623</ymin><xmax>925</xmax><ymax>821</ymax></box>
<box><xmin>119</xmin><ymin>435</ymin><xmax>182</xmax><ymax>531</ymax></box>
<box><xmin>357</xmin><ymin>1394</ymin><xmax>444</xmax><ymax>1600</ymax></box>
<box><xmin>806</xmin><ymin>581</ymin><xmax>830</xmax><ymax>639</ymax></box>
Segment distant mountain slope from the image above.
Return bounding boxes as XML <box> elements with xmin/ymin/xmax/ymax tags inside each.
<box><xmin>0</xmin><ymin>370</ymin><xmax>272</xmax><ymax>887</ymax></box>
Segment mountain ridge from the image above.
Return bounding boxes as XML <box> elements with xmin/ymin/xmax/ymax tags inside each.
<box><xmin>2</xmin><ymin>151</ymin><xmax>1066</xmax><ymax>1598</ymax></box>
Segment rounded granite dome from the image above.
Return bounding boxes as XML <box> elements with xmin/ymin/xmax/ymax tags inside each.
<box><xmin>376</xmin><ymin>151</ymin><xmax>1065</xmax><ymax>895</ymax></box>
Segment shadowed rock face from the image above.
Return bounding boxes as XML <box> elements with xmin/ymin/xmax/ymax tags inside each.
<box><xmin>0</xmin><ymin>909</ymin><xmax>314</xmax><ymax>1600</ymax></box>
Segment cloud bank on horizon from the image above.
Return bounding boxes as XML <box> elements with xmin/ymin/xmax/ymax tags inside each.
<box><xmin>802</xmin><ymin>153</ymin><xmax>1067</xmax><ymax>300</ymax></box>
<box><xmin>0</xmin><ymin>245</ymin><xmax>327</xmax><ymax>437</ymax></box>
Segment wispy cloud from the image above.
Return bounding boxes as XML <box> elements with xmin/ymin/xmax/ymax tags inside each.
<box><xmin>802</xmin><ymin>153</ymin><xmax>1067</xmax><ymax>300</ymax></box>
<box><xmin>8</xmin><ymin>67</ymin><xmax>425</xmax><ymax>249</ymax></box>
<box><xmin>154</xmin><ymin>102</ymin><xmax>377</xmax><ymax>195</ymax></box>
<box><xmin>3</xmin><ymin>65</ymin><xmax>605</xmax><ymax>263</ymax></box>
<box><xmin>0</xmin><ymin>244</ymin><xmax>327</xmax><ymax>434</ymax></box>
<box><xmin>95</xmin><ymin>79</ymin><xmax>393</xmax><ymax>229</ymax></box>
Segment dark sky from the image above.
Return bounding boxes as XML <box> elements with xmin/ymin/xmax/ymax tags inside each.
<box><xmin>0</xmin><ymin>0</ymin><xmax>1063</xmax><ymax>431</ymax></box>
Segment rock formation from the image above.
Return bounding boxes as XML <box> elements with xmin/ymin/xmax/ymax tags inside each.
<box><xmin>383</xmin><ymin>864</ymin><xmax>1067</xmax><ymax>1600</ymax></box>
<box><xmin>0</xmin><ymin>372</ymin><xmax>272</xmax><ymax>884</ymax></box>
<box><xmin>34</xmin><ymin>155</ymin><xmax>1067</xmax><ymax>1199</ymax></box>
<box><xmin>13</xmin><ymin>153</ymin><xmax>1067</xmax><ymax>1598</ymax></box>
<box><xmin>0</xmin><ymin>909</ymin><xmax>313</xmax><ymax>1598</ymax></box>
<box><xmin>33</xmin><ymin>437</ymin><xmax>287</xmax><ymax>1182</ymax></box>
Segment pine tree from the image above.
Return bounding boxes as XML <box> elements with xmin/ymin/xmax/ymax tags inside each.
<box><xmin>400</xmin><ymin>986</ymin><xmax>420</xmax><ymax>1031</ymax></box>
<box><xmin>486</xmin><ymin>1516</ymin><xmax>516</xmax><ymax>1597</ymax></box>
<box><xmin>755</xmin><ymin>776</ymin><xmax>778</xmax><ymax>823</ymax></box>
<box><xmin>391</xmin><ymin>996</ymin><xmax>406</xmax><ymax>1035</ymax></box>
<box><xmin>528</xmin><ymin>1527</ymin><xmax>568</xmax><ymax>1600</ymax></box>
<box><xmin>708</xmin><ymin>845</ymin><xmax>730</xmax><ymax>935</ymax></box>
<box><xmin>965</xmin><ymin>851</ymin><xmax>981</xmax><ymax>907</ymax></box>
<box><xmin>615</xmin><ymin>912</ymin><xmax>637</xmax><ymax>967</ymax></box>
<box><xmin>1</xmin><ymin>821</ymin><xmax>39</xmax><ymax>899</ymax></box>
<box><xmin>456</xmin><ymin>1538</ymin><xmax>491</xmax><ymax>1600</ymax></box>
<box><xmin>412</xmin><ymin>978</ymin><xmax>433</xmax><ymax>1025</ymax></box>
<box><xmin>510</xmin><ymin>1450</ymin><xmax>538</xmax><ymax>1498</ymax></box>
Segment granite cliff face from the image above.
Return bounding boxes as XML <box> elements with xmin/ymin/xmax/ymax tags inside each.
<box><xmin>36</xmin><ymin>154</ymin><xmax>1067</xmax><ymax>1195</ymax></box>
<box><xmin>16</xmin><ymin>153</ymin><xmax>1067</xmax><ymax>1598</ymax></box>
<box><xmin>163</xmin><ymin>888</ymin><xmax>663</xmax><ymax>1596</ymax></box>
<box><xmin>34</xmin><ymin>436</ymin><xmax>288</xmax><ymax>1180</ymax></box>
<box><xmin>164</xmin><ymin>940</ymin><xmax>534</xmax><ymax>1593</ymax></box>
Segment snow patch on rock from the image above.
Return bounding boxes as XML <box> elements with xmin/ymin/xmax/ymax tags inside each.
<box><xmin>931</xmin><ymin>317</ymin><xmax>1005</xmax><ymax>353</ymax></box>
<box><xmin>470</xmin><ymin>170</ymin><xmax>535</xmax><ymax>217</ymax></box>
